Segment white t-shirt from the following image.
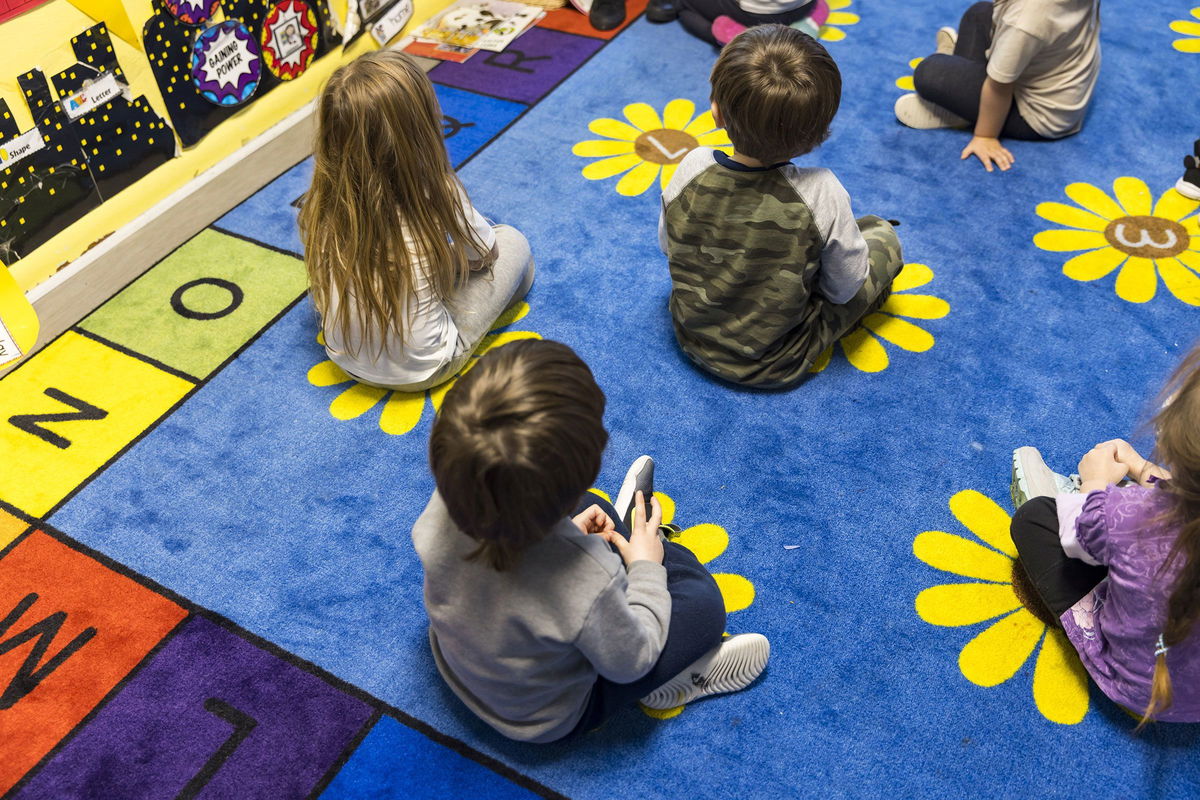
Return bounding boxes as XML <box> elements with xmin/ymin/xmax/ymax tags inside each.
<box><xmin>986</xmin><ymin>0</ymin><xmax>1101</xmax><ymax>138</ymax></box>
<box><xmin>321</xmin><ymin>189</ymin><xmax>495</xmax><ymax>387</ymax></box>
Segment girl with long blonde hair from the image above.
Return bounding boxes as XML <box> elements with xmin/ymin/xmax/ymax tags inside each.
<box><xmin>299</xmin><ymin>50</ymin><xmax>534</xmax><ymax>391</ymax></box>
<box><xmin>1008</xmin><ymin>342</ymin><xmax>1200</xmax><ymax>724</ymax></box>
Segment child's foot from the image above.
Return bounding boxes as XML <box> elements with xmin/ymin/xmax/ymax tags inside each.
<box><xmin>614</xmin><ymin>455</ymin><xmax>654</xmax><ymax>531</ymax></box>
<box><xmin>640</xmin><ymin>633</ymin><xmax>770</xmax><ymax>709</ymax></box>
<box><xmin>1011</xmin><ymin>446</ymin><xmax>1081</xmax><ymax>509</ymax></box>
<box><xmin>645</xmin><ymin>0</ymin><xmax>679</xmax><ymax>22</ymax></box>
<box><xmin>936</xmin><ymin>26</ymin><xmax>957</xmax><ymax>55</ymax></box>
<box><xmin>588</xmin><ymin>0</ymin><xmax>626</xmax><ymax>31</ymax></box>
<box><xmin>894</xmin><ymin>93</ymin><xmax>968</xmax><ymax>129</ymax></box>
<box><xmin>712</xmin><ymin>15</ymin><xmax>745</xmax><ymax>46</ymax></box>
<box><xmin>1177</xmin><ymin>140</ymin><xmax>1200</xmax><ymax>201</ymax></box>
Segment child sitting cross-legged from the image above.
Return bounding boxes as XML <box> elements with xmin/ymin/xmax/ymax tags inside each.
<box><xmin>660</xmin><ymin>25</ymin><xmax>903</xmax><ymax>389</ymax></box>
<box><xmin>413</xmin><ymin>339</ymin><xmax>770</xmax><ymax>742</ymax></box>
<box><xmin>1009</xmin><ymin>343</ymin><xmax>1200</xmax><ymax>724</ymax></box>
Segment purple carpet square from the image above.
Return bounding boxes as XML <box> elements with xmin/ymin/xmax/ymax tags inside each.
<box><xmin>429</xmin><ymin>28</ymin><xmax>604</xmax><ymax>104</ymax></box>
<box><xmin>15</xmin><ymin>615</ymin><xmax>374</xmax><ymax>800</ymax></box>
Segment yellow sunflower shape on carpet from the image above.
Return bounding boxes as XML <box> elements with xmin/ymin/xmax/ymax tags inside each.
<box><xmin>1171</xmin><ymin>8</ymin><xmax>1200</xmax><ymax>52</ymax></box>
<box><xmin>914</xmin><ymin>490</ymin><xmax>1089</xmax><ymax>725</ymax></box>
<box><xmin>810</xmin><ymin>263</ymin><xmax>950</xmax><ymax>374</ymax></box>
<box><xmin>1033</xmin><ymin>178</ymin><xmax>1200</xmax><ymax>305</ymax></box>
<box><xmin>307</xmin><ymin>302</ymin><xmax>540</xmax><ymax>436</ymax></box>
<box><xmin>573</xmin><ymin>99</ymin><xmax>731</xmax><ymax>196</ymax></box>
<box><xmin>587</xmin><ymin>487</ymin><xmax>756</xmax><ymax>720</ymax></box>
<box><xmin>895</xmin><ymin>57</ymin><xmax>922</xmax><ymax>90</ymax></box>
<box><xmin>817</xmin><ymin>0</ymin><xmax>859</xmax><ymax>42</ymax></box>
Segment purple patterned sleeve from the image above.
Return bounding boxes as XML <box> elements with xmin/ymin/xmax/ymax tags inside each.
<box><xmin>1069</xmin><ymin>488</ymin><xmax>1112</xmax><ymax>565</ymax></box>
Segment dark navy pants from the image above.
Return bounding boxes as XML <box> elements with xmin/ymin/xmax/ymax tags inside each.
<box><xmin>912</xmin><ymin>2</ymin><xmax>1049</xmax><ymax>141</ymax></box>
<box><xmin>565</xmin><ymin>493</ymin><xmax>727</xmax><ymax>736</ymax></box>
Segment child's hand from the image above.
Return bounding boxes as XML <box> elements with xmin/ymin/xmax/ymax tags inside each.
<box><xmin>1078</xmin><ymin>442</ymin><xmax>1131</xmax><ymax>491</ymax></box>
<box><xmin>572</xmin><ymin>504</ymin><xmax>617</xmax><ymax>535</ymax></box>
<box><xmin>603</xmin><ymin>491</ymin><xmax>664</xmax><ymax>566</ymax></box>
<box><xmin>1098</xmin><ymin>438</ymin><xmax>1173</xmax><ymax>486</ymax></box>
<box><xmin>961</xmin><ymin>136</ymin><xmax>1014</xmax><ymax>172</ymax></box>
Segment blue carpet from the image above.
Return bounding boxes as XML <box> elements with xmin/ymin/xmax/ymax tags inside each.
<box><xmin>49</xmin><ymin>3</ymin><xmax>1200</xmax><ymax>797</ymax></box>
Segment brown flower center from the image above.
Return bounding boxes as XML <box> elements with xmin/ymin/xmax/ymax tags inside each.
<box><xmin>1103</xmin><ymin>215</ymin><xmax>1188</xmax><ymax>258</ymax></box>
<box><xmin>634</xmin><ymin>129</ymin><xmax>699</xmax><ymax>165</ymax></box>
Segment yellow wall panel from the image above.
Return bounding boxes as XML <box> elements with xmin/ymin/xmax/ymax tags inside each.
<box><xmin>1</xmin><ymin>0</ymin><xmax>449</xmax><ymax>291</ymax></box>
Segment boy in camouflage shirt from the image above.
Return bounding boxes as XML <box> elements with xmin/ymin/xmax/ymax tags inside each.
<box><xmin>659</xmin><ymin>25</ymin><xmax>903</xmax><ymax>388</ymax></box>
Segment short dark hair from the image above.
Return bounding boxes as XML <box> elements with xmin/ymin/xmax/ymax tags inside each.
<box><xmin>710</xmin><ymin>25</ymin><xmax>842</xmax><ymax>164</ymax></box>
<box><xmin>429</xmin><ymin>339</ymin><xmax>608</xmax><ymax>571</ymax></box>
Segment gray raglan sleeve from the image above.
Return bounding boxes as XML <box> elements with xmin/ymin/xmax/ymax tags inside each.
<box><xmin>785</xmin><ymin>167</ymin><xmax>870</xmax><ymax>304</ymax></box>
<box><xmin>574</xmin><ymin>561</ymin><xmax>672</xmax><ymax>684</ymax></box>
<box><xmin>659</xmin><ymin>147</ymin><xmax>716</xmax><ymax>255</ymax></box>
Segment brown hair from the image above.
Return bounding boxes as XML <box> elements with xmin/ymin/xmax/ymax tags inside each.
<box><xmin>299</xmin><ymin>50</ymin><xmax>487</xmax><ymax>357</ymax></box>
<box><xmin>428</xmin><ymin>340</ymin><xmax>608</xmax><ymax>571</ymax></box>
<box><xmin>709</xmin><ymin>25</ymin><xmax>841</xmax><ymax>164</ymax></box>
<box><xmin>1140</xmin><ymin>343</ymin><xmax>1200</xmax><ymax>727</ymax></box>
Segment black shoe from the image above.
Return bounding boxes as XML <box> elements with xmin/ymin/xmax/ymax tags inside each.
<box><xmin>589</xmin><ymin>0</ymin><xmax>626</xmax><ymax>31</ymax></box>
<box><xmin>1178</xmin><ymin>139</ymin><xmax>1200</xmax><ymax>201</ymax></box>
<box><xmin>614</xmin><ymin>455</ymin><xmax>654</xmax><ymax>531</ymax></box>
<box><xmin>645</xmin><ymin>0</ymin><xmax>680</xmax><ymax>22</ymax></box>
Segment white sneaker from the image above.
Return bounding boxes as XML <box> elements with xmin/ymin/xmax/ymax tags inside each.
<box><xmin>936</xmin><ymin>26</ymin><xmax>957</xmax><ymax>55</ymax></box>
<box><xmin>894</xmin><ymin>93</ymin><xmax>968</xmax><ymax>130</ymax></box>
<box><xmin>1011</xmin><ymin>446</ymin><xmax>1081</xmax><ymax>509</ymax></box>
<box><xmin>640</xmin><ymin>633</ymin><xmax>770</xmax><ymax>709</ymax></box>
<box><xmin>614</xmin><ymin>455</ymin><xmax>654</xmax><ymax>531</ymax></box>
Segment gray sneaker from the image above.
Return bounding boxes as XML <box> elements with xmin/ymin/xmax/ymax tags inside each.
<box><xmin>1011</xmin><ymin>446</ymin><xmax>1081</xmax><ymax>509</ymax></box>
<box><xmin>614</xmin><ymin>455</ymin><xmax>654</xmax><ymax>531</ymax></box>
<box><xmin>640</xmin><ymin>633</ymin><xmax>771</xmax><ymax>709</ymax></box>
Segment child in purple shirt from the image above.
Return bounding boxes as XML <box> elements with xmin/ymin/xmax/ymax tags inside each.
<box><xmin>1009</xmin><ymin>344</ymin><xmax>1200</xmax><ymax>724</ymax></box>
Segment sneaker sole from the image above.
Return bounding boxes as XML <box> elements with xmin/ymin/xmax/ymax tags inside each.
<box><xmin>1176</xmin><ymin>177</ymin><xmax>1200</xmax><ymax>201</ymax></box>
<box><xmin>614</xmin><ymin>455</ymin><xmax>653</xmax><ymax>528</ymax></box>
<box><xmin>894</xmin><ymin>93</ymin><xmax>967</xmax><ymax>130</ymax></box>
<box><xmin>640</xmin><ymin>634</ymin><xmax>770</xmax><ymax>709</ymax></box>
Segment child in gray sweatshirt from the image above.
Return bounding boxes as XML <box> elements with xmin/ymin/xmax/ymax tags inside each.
<box><xmin>412</xmin><ymin>339</ymin><xmax>770</xmax><ymax>742</ymax></box>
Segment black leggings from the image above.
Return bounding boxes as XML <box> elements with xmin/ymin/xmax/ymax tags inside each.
<box><xmin>565</xmin><ymin>493</ymin><xmax>727</xmax><ymax>737</ymax></box>
<box><xmin>678</xmin><ymin>0</ymin><xmax>814</xmax><ymax>46</ymax></box>
<box><xmin>911</xmin><ymin>1</ymin><xmax>1048</xmax><ymax>141</ymax></box>
<box><xmin>1010</xmin><ymin>497</ymin><xmax>1108</xmax><ymax>622</ymax></box>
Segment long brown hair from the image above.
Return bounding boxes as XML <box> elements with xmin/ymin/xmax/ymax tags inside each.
<box><xmin>429</xmin><ymin>340</ymin><xmax>609</xmax><ymax>571</ymax></box>
<box><xmin>299</xmin><ymin>50</ymin><xmax>487</xmax><ymax>355</ymax></box>
<box><xmin>1140</xmin><ymin>343</ymin><xmax>1200</xmax><ymax>726</ymax></box>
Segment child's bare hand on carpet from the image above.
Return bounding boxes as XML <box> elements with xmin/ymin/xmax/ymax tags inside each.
<box><xmin>961</xmin><ymin>136</ymin><xmax>1014</xmax><ymax>172</ymax></box>
<box><xmin>603</xmin><ymin>491</ymin><xmax>664</xmax><ymax>566</ymax></box>
<box><xmin>573</xmin><ymin>504</ymin><xmax>617</xmax><ymax>535</ymax></box>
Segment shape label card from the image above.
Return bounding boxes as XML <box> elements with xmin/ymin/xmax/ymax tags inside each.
<box><xmin>0</xmin><ymin>129</ymin><xmax>46</xmax><ymax>171</ymax></box>
<box><xmin>0</xmin><ymin>331</ymin><xmax>193</xmax><ymax>516</ymax></box>
<box><xmin>78</xmin><ymin>228</ymin><xmax>309</xmax><ymax>380</ymax></box>
<box><xmin>15</xmin><ymin>615</ymin><xmax>374</xmax><ymax>798</ymax></box>
<box><xmin>0</xmin><ymin>531</ymin><xmax>186</xmax><ymax>795</ymax></box>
